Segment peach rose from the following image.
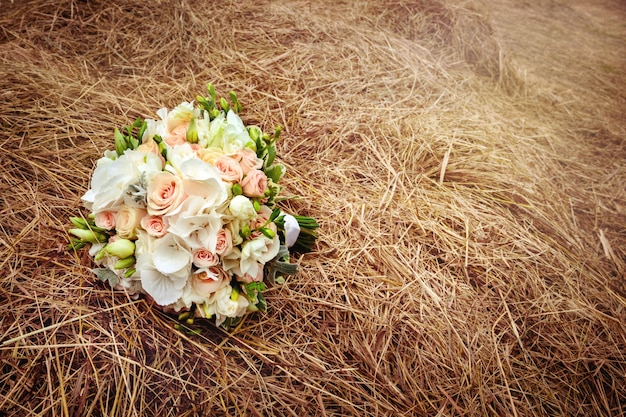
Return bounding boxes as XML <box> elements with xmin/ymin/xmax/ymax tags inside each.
<box><xmin>94</xmin><ymin>211</ymin><xmax>116</xmax><ymax>230</ymax></box>
<box><xmin>137</xmin><ymin>139</ymin><xmax>166</xmax><ymax>167</ymax></box>
<box><xmin>165</xmin><ymin>122</ymin><xmax>189</xmax><ymax>146</ymax></box>
<box><xmin>115</xmin><ymin>207</ymin><xmax>146</xmax><ymax>239</ymax></box>
<box><xmin>215</xmin><ymin>228</ymin><xmax>233</xmax><ymax>256</ymax></box>
<box><xmin>233</xmin><ymin>148</ymin><xmax>262</xmax><ymax>174</ymax></box>
<box><xmin>140</xmin><ymin>215</ymin><xmax>168</xmax><ymax>238</ymax></box>
<box><xmin>191</xmin><ymin>266</ymin><xmax>229</xmax><ymax>297</ymax></box>
<box><xmin>193</xmin><ymin>248</ymin><xmax>219</xmax><ymax>268</ymax></box>
<box><xmin>190</xmin><ymin>143</ymin><xmax>203</xmax><ymax>154</ymax></box>
<box><xmin>250</xmin><ymin>205</ymin><xmax>277</xmax><ymax>239</ymax></box>
<box><xmin>146</xmin><ymin>172</ymin><xmax>186</xmax><ymax>216</ymax></box>
<box><xmin>240</xmin><ymin>169</ymin><xmax>268</xmax><ymax>198</ymax></box>
<box><xmin>214</xmin><ymin>156</ymin><xmax>243</xmax><ymax>183</ymax></box>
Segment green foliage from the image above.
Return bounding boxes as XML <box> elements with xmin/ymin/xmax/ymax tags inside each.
<box><xmin>114</xmin><ymin>118</ymin><xmax>147</xmax><ymax>156</ymax></box>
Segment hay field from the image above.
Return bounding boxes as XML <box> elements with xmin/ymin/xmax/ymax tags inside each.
<box><xmin>1</xmin><ymin>0</ymin><xmax>625</xmax><ymax>415</ymax></box>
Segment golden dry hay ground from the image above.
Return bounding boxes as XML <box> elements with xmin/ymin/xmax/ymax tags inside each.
<box><xmin>1</xmin><ymin>0</ymin><xmax>625</xmax><ymax>416</ymax></box>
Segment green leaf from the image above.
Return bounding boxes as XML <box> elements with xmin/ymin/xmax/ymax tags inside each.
<box><xmin>264</xmin><ymin>246</ymin><xmax>299</xmax><ymax>284</ymax></box>
<box><xmin>137</xmin><ymin>121</ymin><xmax>147</xmax><ymax>142</ymax></box>
<box><xmin>220</xmin><ymin>316</ymin><xmax>243</xmax><ymax>330</ymax></box>
<box><xmin>265</xmin><ymin>145</ymin><xmax>276</xmax><ymax>167</ymax></box>
<box><xmin>264</xmin><ymin>164</ymin><xmax>285</xmax><ymax>183</ymax></box>
<box><xmin>244</xmin><ymin>281</ymin><xmax>267</xmax><ymax>304</ymax></box>
<box><xmin>269</xmin><ymin>208</ymin><xmax>281</xmax><ymax>223</ymax></box>
<box><xmin>92</xmin><ymin>268</ymin><xmax>119</xmax><ymax>287</ymax></box>
<box><xmin>68</xmin><ymin>239</ymin><xmax>86</xmax><ymax>251</ymax></box>
<box><xmin>255</xmin><ymin>293</ymin><xmax>267</xmax><ymax>312</ymax></box>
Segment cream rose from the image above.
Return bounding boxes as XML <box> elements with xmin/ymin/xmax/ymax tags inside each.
<box><xmin>192</xmin><ymin>248</ymin><xmax>219</xmax><ymax>268</ymax></box>
<box><xmin>94</xmin><ymin>211</ymin><xmax>116</xmax><ymax>230</ymax></box>
<box><xmin>197</xmin><ymin>147</ymin><xmax>224</xmax><ymax>165</ymax></box>
<box><xmin>115</xmin><ymin>207</ymin><xmax>146</xmax><ymax>239</ymax></box>
<box><xmin>140</xmin><ymin>215</ymin><xmax>168</xmax><ymax>238</ymax></box>
<box><xmin>214</xmin><ymin>156</ymin><xmax>243</xmax><ymax>183</ymax></box>
<box><xmin>240</xmin><ymin>169</ymin><xmax>268</xmax><ymax>198</ymax></box>
<box><xmin>146</xmin><ymin>172</ymin><xmax>186</xmax><ymax>216</ymax></box>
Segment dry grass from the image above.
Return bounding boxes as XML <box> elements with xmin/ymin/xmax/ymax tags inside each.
<box><xmin>1</xmin><ymin>0</ymin><xmax>625</xmax><ymax>415</ymax></box>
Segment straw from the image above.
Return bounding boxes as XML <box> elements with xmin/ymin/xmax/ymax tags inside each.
<box><xmin>1</xmin><ymin>0</ymin><xmax>625</xmax><ymax>415</ymax></box>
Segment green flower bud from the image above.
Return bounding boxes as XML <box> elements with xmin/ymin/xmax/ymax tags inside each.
<box><xmin>69</xmin><ymin>228</ymin><xmax>107</xmax><ymax>243</ymax></box>
<box><xmin>201</xmin><ymin>303</ymin><xmax>211</xmax><ymax>319</ymax></box>
<box><xmin>124</xmin><ymin>268</ymin><xmax>136</xmax><ymax>278</ymax></box>
<box><xmin>69</xmin><ymin>217</ymin><xmax>88</xmax><ymax>229</ymax></box>
<box><xmin>273</xmin><ymin>125</ymin><xmax>282</xmax><ymax>140</ymax></box>
<box><xmin>230</xmin><ymin>287</ymin><xmax>239</xmax><ymax>301</ymax></box>
<box><xmin>158</xmin><ymin>140</ymin><xmax>167</xmax><ymax>157</ymax></box>
<box><xmin>105</xmin><ymin>239</ymin><xmax>136</xmax><ymax>259</ymax></box>
<box><xmin>253</xmin><ymin>199</ymin><xmax>261</xmax><ymax>213</ymax></box>
<box><xmin>114</xmin><ymin>128</ymin><xmax>127</xmax><ymax>156</ymax></box>
<box><xmin>232</xmin><ymin>183</ymin><xmax>243</xmax><ymax>196</ymax></box>
<box><xmin>114</xmin><ymin>256</ymin><xmax>135</xmax><ymax>270</ymax></box>
<box><xmin>219</xmin><ymin>97</ymin><xmax>230</xmax><ymax>113</ymax></box>
<box><xmin>247</xmin><ymin>126</ymin><xmax>259</xmax><ymax>141</ymax></box>
<box><xmin>240</xmin><ymin>224</ymin><xmax>251</xmax><ymax>239</ymax></box>
<box><xmin>260</xmin><ymin>227</ymin><xmax>275</xmax><ymax>239</ymax></box>
<box><xmin>186</xmin><ymin>117</ymin><xmax>198</xmax><ymax>143</ymax></box>
<box><xmin>94</xmin><ymin>247</ymin><xmax>106</xmax><ymax>261</ymax></box>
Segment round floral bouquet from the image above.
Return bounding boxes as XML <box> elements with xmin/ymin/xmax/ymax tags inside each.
<box><xmin>69</xmin><ymin>84</ymin><xmax>318</xmax><ymax>329</ymax></box>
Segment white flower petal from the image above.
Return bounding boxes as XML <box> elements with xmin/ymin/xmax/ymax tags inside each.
<box><xmin>282</xmin><ymin>213</ymin><xmax>301</xmax><ymax>248</ymax></box>
<box><xmin>153</xmin><ymin>234</ymin><xmax>192</xmax><ymax>274</ymax></box>
<box><xmin>141</xmin><ymin>267</ymin><xmax>185</xmax><ymax>306</ymax></box>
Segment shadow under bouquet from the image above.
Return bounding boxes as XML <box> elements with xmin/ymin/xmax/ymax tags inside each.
<box><xmin>69</xmin><ymin>84</ymin><xmax>318</xmax><ymax>329</ymax></box>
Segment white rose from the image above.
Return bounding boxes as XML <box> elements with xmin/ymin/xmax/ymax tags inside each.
<box><xmin>238</xmin><ymin>234</ymin><xmax>280</xmax><ymax>278</ymax></box>
<box><xmin>196</xmin><ymin>112</ymin><xmax>212</xmax><ymax>148</ymax></box>
<box><xmin>229</xmin><ymin>195</ymin><xmax>256</xmax><ymax>221</ymax></box>
<box><xmin>204</xmin><ymin>110</ymin><xmax>254</xmax><ymax>153</ymax></box>
<box><xmin>222</xmin><ymin>110</ymin><xmax>255</xmax><ymax>153</ymax></box>
<box><xmin>208</xmin><ymin>285</ymin><xmax>250</xmax><ymax>327</ymax></box>
<box><xmin>166</xmin><ymin>101</ymin><xmax>195</xmax><ymax>131</ymax></box>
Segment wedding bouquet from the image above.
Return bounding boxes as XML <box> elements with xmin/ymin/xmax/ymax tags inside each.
<box><xmin>69</xmin><ymin>85</ymin><xmax>318</xmax><ymax>329</ymax></box>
